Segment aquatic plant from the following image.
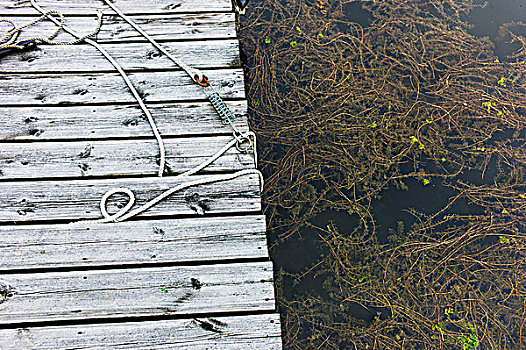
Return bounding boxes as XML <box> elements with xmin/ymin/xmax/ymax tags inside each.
<box><xmin>239</xmin><ymin>0</ymin><xmax>526</xmax><ymax>348</ymax></box>
<box><xmin>457</xmin><ymin>330</ymin><xmax>479</xmax><ymax>350</ymax></box>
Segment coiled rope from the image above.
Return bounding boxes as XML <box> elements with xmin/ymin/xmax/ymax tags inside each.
<box><xmin>1</xmin><ymin>9</ymin><xmax>102</xmax><ymax>50</ymax></box>
<box><xmin>23</xmin><ymin>0</ymin><xmax>263</xmax><ymax>224</ymax></box>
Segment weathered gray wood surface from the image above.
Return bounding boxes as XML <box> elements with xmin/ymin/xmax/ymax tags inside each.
<box><xmin>0</xmin><ymin>261</ymin><xmax>274</xmax><ymax>324</ymax></box>
<box><xmin>0</xmin><ymin>174</ymin><xmax>261</xmax><ymax>222</ymax></box>
<box><xmin>0</xmin><ymin>0</ymin><xmax>282</xmax><ymax>347</ymax></box>
<box><xmin>0</xmin><ymin>314</ymin><xmax>282</xmax><ymax>350</ymax></box>
<box><xmin>0</xmin><ymin>136</ymin><xmax>254</xmax><ymax>179</ymax></box>
<box><xmin>0</xmin><ymin>215</ymin><xmax>267</xmax><ymax>269</ymax></box>
<box><xmin>0</xmin><ymin>0</ymin><xmax>233</xmax><ymax>15</ymax></box>
<box><xmin>0</xmin><ymin>40</ymin><xmax>241</xmax><ymax>73</ymax></box>
<box><xmin>0</xmin><ymin>69</ymin><xmax>244</xmax><ymax>105</ymax></box>
<box><xmin>0</xmin><ymin>101</ymin><xmax>248</xmax><ymax>140</ymax></box>
<box><xmin>1</xmin><ymin>14</ymin><xmax>235</xmax><ymax>42</ymax></box>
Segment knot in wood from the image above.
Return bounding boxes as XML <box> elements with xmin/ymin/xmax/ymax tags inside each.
<box><xmin>0</xmin><ymin>280</ymin><xmax>16</xmax><ymax>304</ymax></box>
<box><xmin>184</xmin><ymin>192</ymin><xmax>211</xmax><ymax>215</ymax></box>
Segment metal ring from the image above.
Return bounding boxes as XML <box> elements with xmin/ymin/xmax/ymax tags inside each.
<box><xmin>194</xmin><ymin>74</ymin><xmax>210</xmax><ymax>87</ymax></box>
<box><xmin>235</xmin><ymin>136</ymin><xmax>252</xmax><ymax>154</ymax></box>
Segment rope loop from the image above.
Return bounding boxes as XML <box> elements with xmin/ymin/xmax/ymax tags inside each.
<box><xmin>24</xmin><ymin>0</ymin><xmax>264</xmax><ymax>225</ymax></box>
<box><xmin>1</xmin><ymin>8</ymin><xmax>101</xmax><ymax>51</ymax></box>
<box><xmin>99</xmin><ymin>188</ymin><xmax>135</xmax><ymax>222</ymax></box>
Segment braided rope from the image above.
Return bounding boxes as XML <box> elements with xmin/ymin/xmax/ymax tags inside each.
<box><xmin>0</xmin><ymin>10</ymin><xmax>102</xmax><ymax>50</ymax></box>
<box><xmin>30</xmin><ymin>0</ymin><xmax>167</xmax><ymax>177</ymax></box>
<box><xmin>101</xmin><ymin>0</ymin><xmax>252</xmax><ymax>152</ymax></box>
<box><xmin>26</xmin><ymin>0</ymin><xmax>263</xmax><ymax>224</ymax></box>
<box><xmin>101</xmin><ymin>0</ymin><xmax>202</xmax><ymax>82</ymax></box>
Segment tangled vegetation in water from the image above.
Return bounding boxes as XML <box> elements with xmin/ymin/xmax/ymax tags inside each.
<box><xmin>239</xmin><ymin>0</ymin><xmax>526</xmax><ymax>349</ymax></box>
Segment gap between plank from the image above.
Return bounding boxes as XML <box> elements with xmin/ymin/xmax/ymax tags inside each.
<box><xmin>0</xmin><ymin>309</ymin><xmax>279</xmax><ymax>330</ymax></box>
<box><xmin>0</xmin><ymin>256</ymin><xmax>271</xmax><ymax>275</ymax></box>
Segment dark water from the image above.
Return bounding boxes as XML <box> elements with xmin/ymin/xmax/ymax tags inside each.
<box><xmin>470</xmin><ymin>0</ymin><xmax>526</xmax><ymax>59</ymax></box>
<box><xmin>239</xmin><ymin>0</ymin><xmax>526</xmax><ymax>347</ymax></box>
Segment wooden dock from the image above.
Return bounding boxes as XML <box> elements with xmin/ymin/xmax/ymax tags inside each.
<box><xmin>0</xmin><ymin>0</ymin><xmax>282</xmax><ymax>348</ymax></box>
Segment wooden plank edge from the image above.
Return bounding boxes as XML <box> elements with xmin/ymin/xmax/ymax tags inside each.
<box><xmin>0</xmin><ymin>135</ymin><xmax>256</xmax><ymax>180</ymax></box>
<box><xmin>0</xmin><ymin>101</ymin><xmax>249</xmax><ymax>141</ymax></box>
<box><xmin>0</xmin><ymin>261</ymin><xmax>276</xmax><ymax>324</ymax></box>
<box><xmin>0</xmin><ymin>40</ymin><xmax>242</xmax><ymax>73</ymax></box>
<box><xmin>0</xmin><ymin>313</ymin><xmax>282</xmax><ymax>350</ymax></box>
<box><xmin>0</xmin><ymin>69</ymin><xmax>245</xmax><ymax>106</ymax></box>
<box><xmin>0</xmin><ymin>173</ymin><xmax>262</xmax><ymax>223</ymax></box>
<box><xmin>0</xmin><ymin>0</ymin><xmax>233</xmax><ymax>15</ymax></box>
<box><xmin>0</xmin><ymin>215</ymin><xmax>269</xmax><ymax>269</ymax></box>
<box><xmin>0</xmin><ymin>13</ymin><xmax>236</xmax><ymax>43</ymax></box>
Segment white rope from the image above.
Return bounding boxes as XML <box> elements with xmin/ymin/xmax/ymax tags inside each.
<box><xmin>28</xmin><ymin>0</ymin><xmax>263</xmax><ymax>224</ymax></box>
<box><xmin>1</xmin><ymin>10</ymin><xmax>102</xmax><ymax>49</ymax></box>
<box><xmin>93</xmin><ymin>169</ymin><xmax>263</xmax><ymax>223</ymax></box>
<box><xmin>101</xmin><ymin>0</ymin><xmax>203</xmax><ymax>82</ymax></box>
<box><xmin>84</xmin><ymin>133</ymin><xmax>263</xmax><ymax>224</ymax></box>
<box><xmin>30</xmin><ymin>0</ymin><xmax>166</xmax><ymax>177</ymax></box>
<box><xmin>101</xmin><ymin>0</ymin><xmax>251</xmax><ymax>149</ymax></box>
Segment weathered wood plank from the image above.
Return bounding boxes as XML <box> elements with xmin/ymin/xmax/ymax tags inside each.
<box><xmin>0</xmin><ymin>13</ymin><xmax>235</xmax><ymax>43</ymax></box>
<box><xmin>0</xmin><ymin>174</ymin><xmax>261</xmax><ymax>222</ymax></box>
<box><xmin>0</xmin><ymin>215</ymin><xmax>267</xmax><ymax>269</ymax></box>
<box><xmin>0</xmin><ymin>136</ymin><xmax>254</xmax><ymax>180</ymax></box>
<box><xmin>0</xmin><ymin>0</ymin><xmax>233</xmax><ymax>15</ymax></box>
<box><xmin>0</xmin><ymin>69</ymin><xmax>244</xmax><ymax>105</ymax></box>
<box><xmin>0</xmin><ymin>314</ymin><xmax>282</xmax><ymax>349</ymax></box>
<box><xmin>0</xmin><ymin>261</ymin><xmax>275</xmax><ymax>324</ymax></box>
<box><xmin>0</xmin><ymin>101</ymin><xmax>248</xmax><ymax>141</ymax></box>
<box><xmin>0</xmin><ymin>40</ymin><xmax>241</xmax><ymax>73</ymax></box>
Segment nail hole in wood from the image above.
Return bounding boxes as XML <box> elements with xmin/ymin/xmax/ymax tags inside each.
<box><xmin>28</xmin><ymin>128</ymin><xmax>43</xmax><ymax>136</ymax></box>
<box><xmin>191</xmin><ymin>278</ymin><xmax>202</xmax><ymax>290</ymax></box>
